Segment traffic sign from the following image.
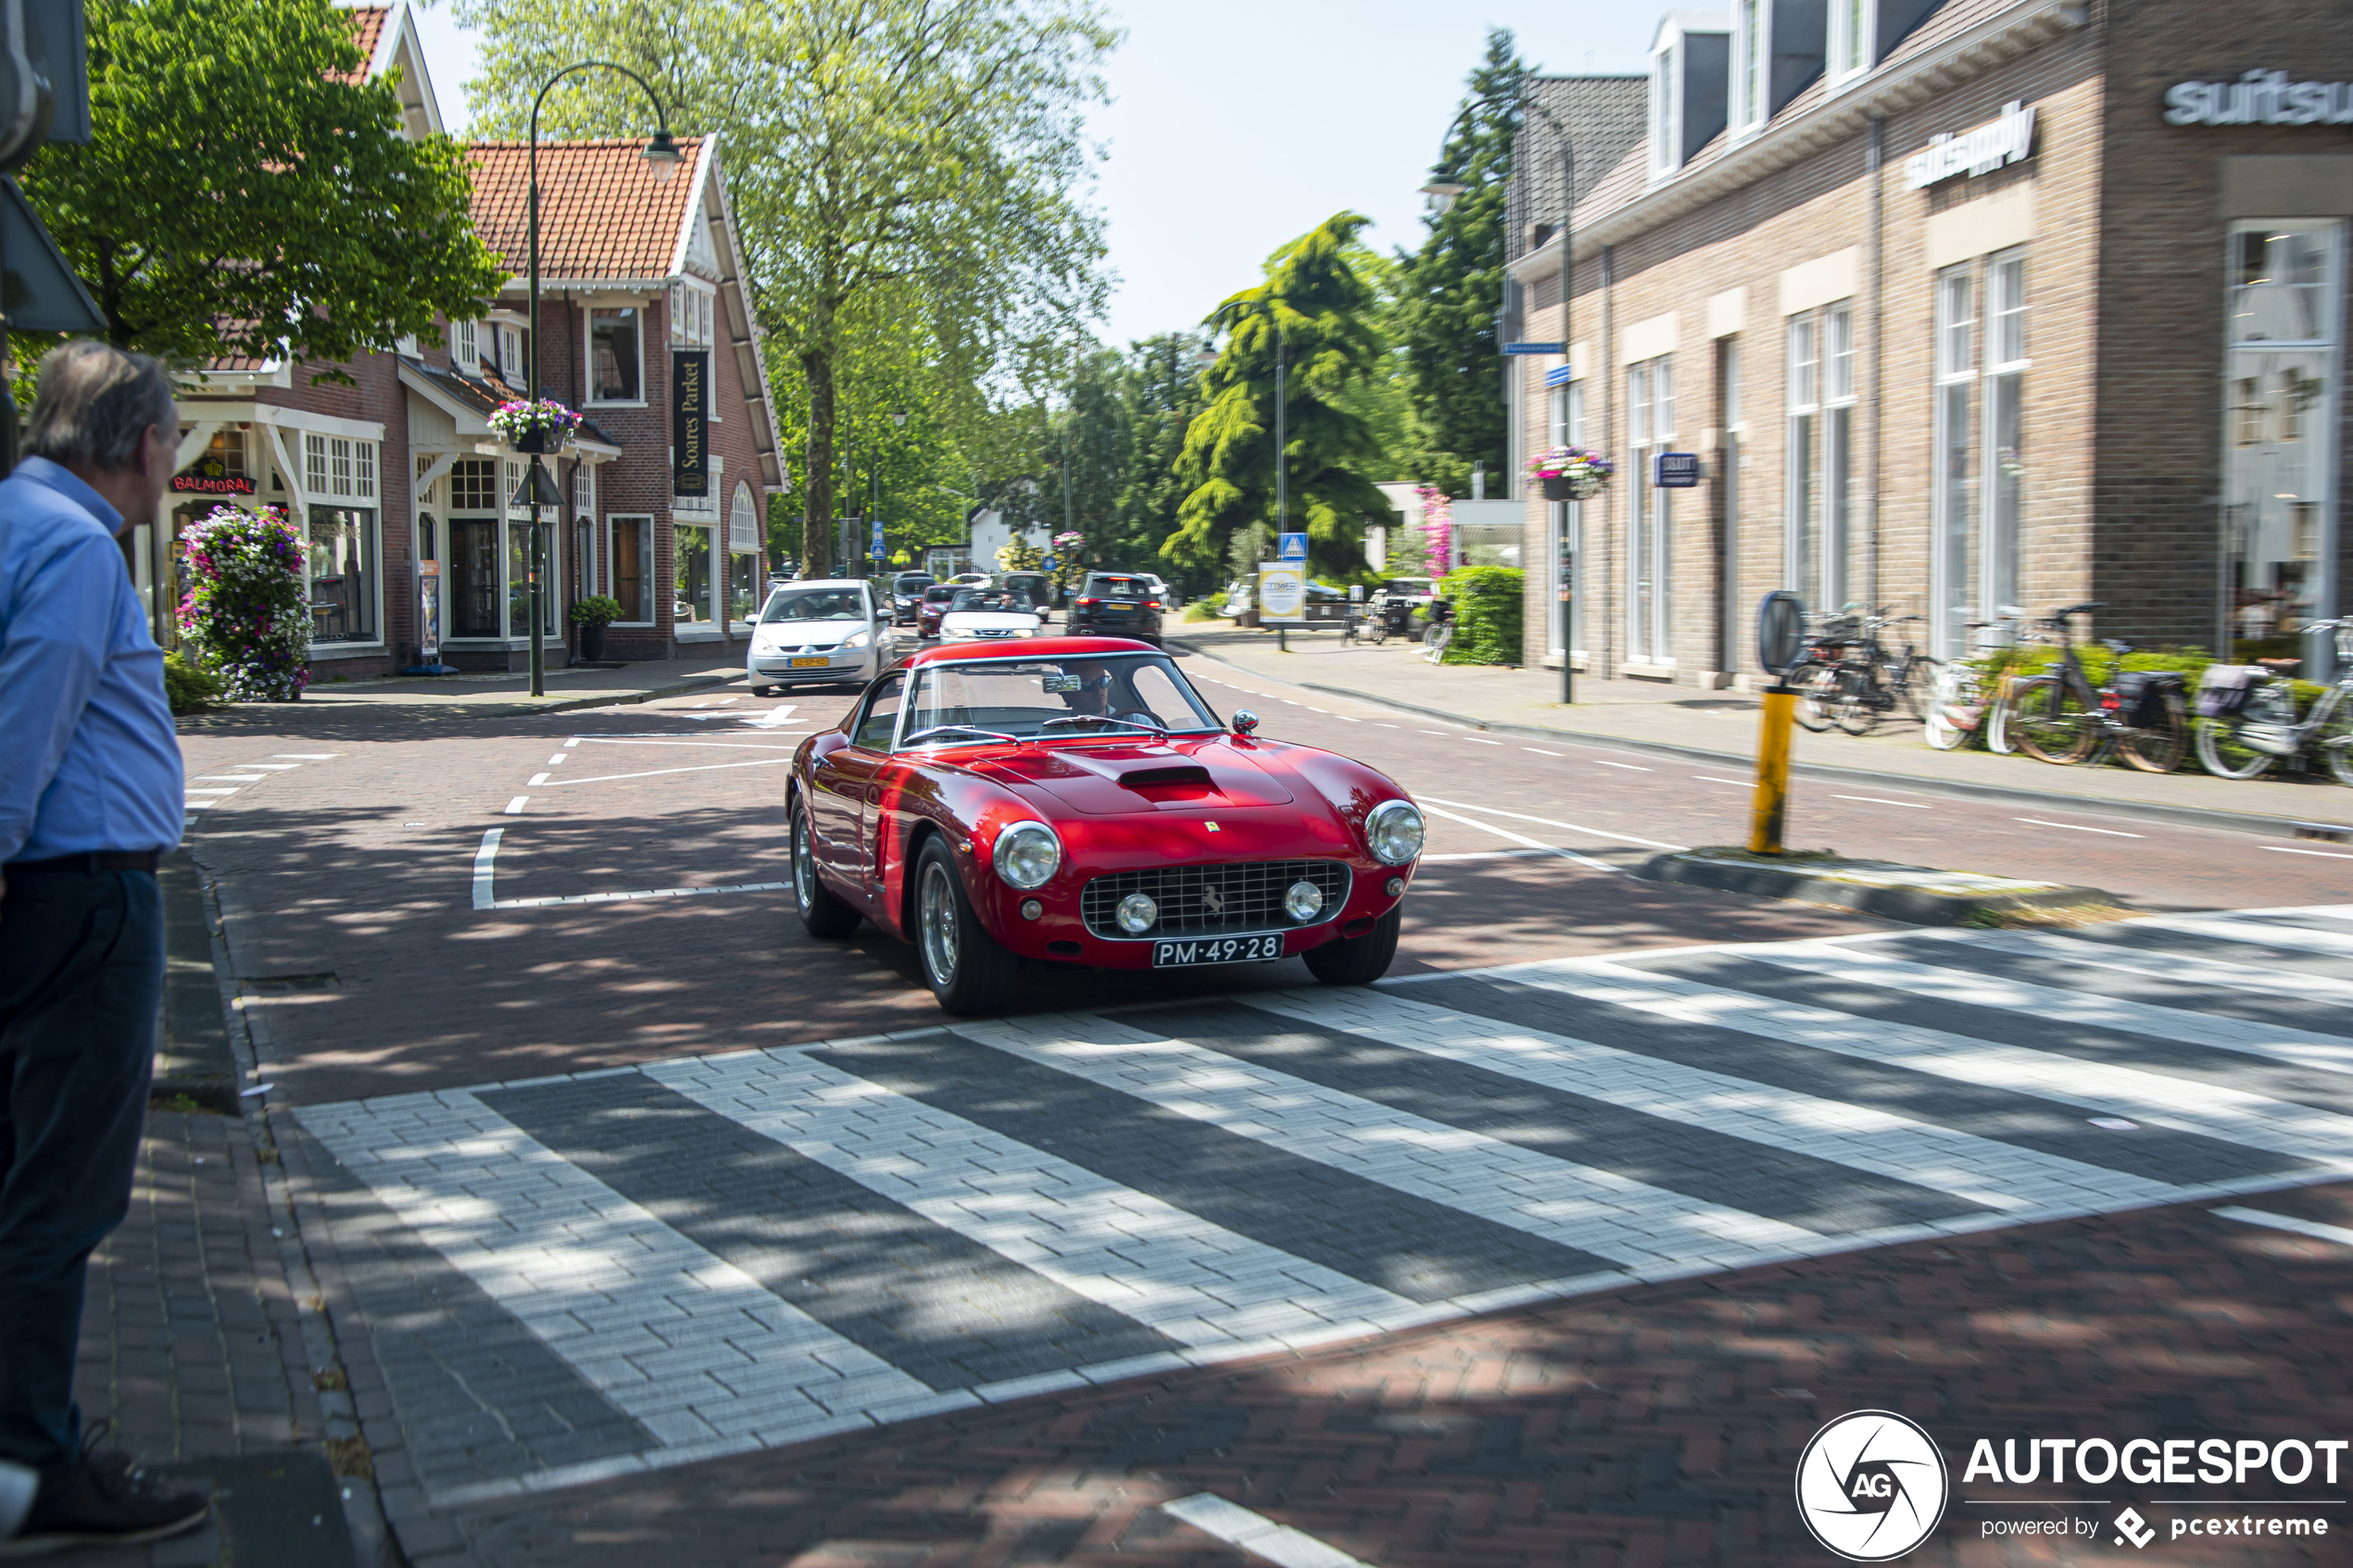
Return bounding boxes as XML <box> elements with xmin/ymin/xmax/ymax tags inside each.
<box><xmin>1756</xmin><ymin>590</ymin><xmax>1806</xmax><ymax>677</ymax></box>
<box><xmin>1654</xmin><ymin>452</ymin><xmax>1701</xmax><ymax>488</ymax></box>
<box><xmin>1040</xmin><ymin>553</ymin><xmax>1056</xmax><ymax>570</ymax></box>
<box><xmin>0</xmin><ymin>177</ymin><xmax>101</xmax><ymax>332</ymax></box>
<box><xmin>1502</xmin><ymin>342</ymin><xmax>1567</xmax><ymax>356</ymax></box>
<box><xmin>1277</xmin><ymin>532</ymin><xmax>1307</xmax><ymax>563</ymax></box>
<box><xmin>1256</xmin><ymin>563</ymin><xmax>1305</xmax><ymax>623</ymax></box>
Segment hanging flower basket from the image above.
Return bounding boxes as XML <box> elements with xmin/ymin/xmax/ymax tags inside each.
<box><xmin>489</xmin><ymin>398</ymin><xmax>581</xmax><ymax>453</ymax></box>
<box><xmin>1527</xmin><ymin>445</ymin><xmax>1614</xmax><ymax>502</ymax></box>
<box><xmin>176</xmin><ymin>506</ymin><xmax>311</xmax><ymax>702</ymax></box>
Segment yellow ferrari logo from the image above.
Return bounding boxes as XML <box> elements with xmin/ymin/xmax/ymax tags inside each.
<box><xmin>1203</xmin><ymin>822</ymin><xmax>1220</xmax><ymax>832</ymax></box>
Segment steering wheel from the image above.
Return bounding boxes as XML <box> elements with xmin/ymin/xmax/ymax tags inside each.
<box><xmin>1114</xmin><ymin>709</ymin><xmax>1166</xmax><ymax>733</ymax></box>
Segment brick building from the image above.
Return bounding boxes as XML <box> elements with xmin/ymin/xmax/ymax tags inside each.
<box><xmin>162</xmin><ymin>3</ymin><xmax>786</xmax><ymax>679</ymax></box>
<box><xmin>1504</xmin><ymin>0</ymin><xmax>2353</xmax><ymax>684</ymax></box>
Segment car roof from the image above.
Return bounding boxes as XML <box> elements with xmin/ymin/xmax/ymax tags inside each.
<box><xmin>902</xmin><ymin>635</ymin><xmax>1158</xmax><ymax>668</ymax></box>
<box><xmin>773</xmin><ymin>578</ymin><xmax>871</xmax><ymax>591</ymax></box>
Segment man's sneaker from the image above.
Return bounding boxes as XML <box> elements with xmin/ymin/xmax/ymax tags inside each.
<box><xmin>0</xmin><ymin>1449</ymin><xmax>208</xmax><ymax>1559</ymax></box>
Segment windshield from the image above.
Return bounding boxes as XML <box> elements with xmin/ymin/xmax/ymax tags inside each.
<box><xmin>1087</xmin><ymin>576</ymin><xmax>1148</xmax><ymax>597</ymax></box>
<box><xmin>951</xmin><ymin>589</ymin><xmax>1033</xmax><ymax>612</ymax></box>
<box><xmin>901</xmin><ymin>653</ymin><xmax>1220</xmax><ymax>746</ymax></box>
<box><xmin>923</xmin><ymin>585</ymin><xmax>957</xmax><ymax>604</ymax></box>
<box><xmin>761</xmin><ymin>587</ymin><xmax>867</xmax><ymax>622</ymax></box>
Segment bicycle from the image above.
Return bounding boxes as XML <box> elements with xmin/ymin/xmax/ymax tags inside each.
<box><xmin>2193</xmin><ymin>620</ymin><xmax>2353</xmax><ymax>786</ymax></box>
<box><xmin>2002</xmin><ymin>603</ymin><xmax>2191</xmax><ymax>773</ymax></box>
<box><xmin>1422</xmin><ymin>603</ymin><xmax>1454</xmax><ymax>664</ymax></box>
<box><xmin>1784</xmin><ymin>609</ymin><xmax>1863</xmax><ymax>734</ymax></box>
<box><xmin>1923</xmin><ymin>609</ymin><xmax>2026</xmax><ymax>753</ymax></box>
<box><xmin>1786</xmin><ymin>608</ymin><xmax>1940</xmax><ymax>737</ymax></box>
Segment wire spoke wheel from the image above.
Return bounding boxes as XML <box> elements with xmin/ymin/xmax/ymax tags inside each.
<box><xmin>2192</xmin><ymin>717</ymin><xmax>2277</xmax><ymax>779</ymax></box>
<box><xmin>1832</xmin><ymin>668</ymin><xmax>1880</xmax><ymax>736</ymax></box>
<box><xmin>1922</xmin><ymin>663</ymin><xmax>1975</xmax><ymax>751</ymax></box>
<box><xmin>1891</xmin><ymin>657</ymin><xmax>1938</xmax><ymax>722</ymax></box>
<box><xmin>2008</xmin><ymin>677</ymin><xmax>2098</xmax><ymax>765</ymax></box>
<box><xmin>1788</xmin><ymin>661</ymin><xmax>1836</xmax><ymax>733</ymax></box>
<box><xmin>918</xmin><ymin>859</ymin><xmax>961</xmax><ymax>986</ymax></box>
<box><xmin>2117</xmin><ymin>691</ymin><xmax>2189</xmax><ymax>774</ymax></box>
<box><xmin>2322</xmin><ymin>699</ymin><xmax>2353</xmax><ymax>788</ymax></box>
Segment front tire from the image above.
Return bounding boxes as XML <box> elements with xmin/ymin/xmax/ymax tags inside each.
<box><xmin>793</xmin><ymin>802</ymin><xmax>861</xmax><ymax>938</ymax></box>
<box><xmin>2008</xmin><ymin>677</ymin><xmax>2098</xmax><ymax>765</ymax></box>
<box><xmin>2117</xmin><ymin>691</ymin><xmax>2189</xmax><ymax>774</ymax></box>
<box><xmin>912</xmin><ymin>837</ymin><xmax>1021</xmax><ymax>1015</ymax></box>
<box><xmin>1302</xmin><ymin>906</ymin><xmax>1403</xmax><ymax>985</ymax></box>
<box><xmin>2194</xmin><ymin>717</ymin><xmax>2276</xmax><ymax>779</ymax></box>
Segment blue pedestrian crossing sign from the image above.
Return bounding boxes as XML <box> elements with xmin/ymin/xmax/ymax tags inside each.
<box><xmin>1277</xmin><ymin>532</ymin><xmax>1308</xmax><ymax>563</ymax></box>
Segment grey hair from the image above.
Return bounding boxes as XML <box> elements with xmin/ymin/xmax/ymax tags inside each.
<box><xmin>23</xmin><ymin>341</ymin><xmax>176</xmax><ymax>471</ymax></box>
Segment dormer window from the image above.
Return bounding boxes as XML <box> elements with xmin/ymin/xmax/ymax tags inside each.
<box><xmin>453</xmin><ymin>319</ymin><xmax>479</xmax><ymax>375</ymax></box>
<box><xmin>1729</xmin><ymin>0</ymin><xmax>1827</xmax><ymax>137</ymax></box>
<box><xmin>1828</xmin><ymin>0</ymin><xmax>1868</xmax><ymax>83</ymax></box>
<box><xmin>1649</xmin><ymin>12</ymin><xmax>1731</xmax><ymax>180</ymax></box>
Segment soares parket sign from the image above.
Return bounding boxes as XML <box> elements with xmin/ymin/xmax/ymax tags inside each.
<box><xmin>2164</xmin><ymin>69</ymin><xmax>2353</xmax><ymax>126</ymax></box>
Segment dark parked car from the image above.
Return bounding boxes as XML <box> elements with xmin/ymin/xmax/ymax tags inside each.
<box><xmin>887</xmin><ymin>571</ymin><xmax>936</xmax><ymax>626</ymax></box>
<box><xmin>1065</xmin><ymin>572</ymin><xmax>1164</xmax><ymax>645</ymax></box>
<box><xmin>996</xmin><ymin>571</ymin><xmax>1054</xmax><ymax>619</ymax></box>
<box><xmin>917</xmin><ymin>583</ymin><xmax>960</xmax><ymax>639</ymax></box>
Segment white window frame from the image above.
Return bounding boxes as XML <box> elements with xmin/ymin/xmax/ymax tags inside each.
<box><xmin>1827</xmin><ymin>0</ymin><xmax>1872</xmax><ymax>91</ymax></box>
<box><xmin>585</xmin><ymin>305</ymin><xmax>647</xmax><ymax>406</ymax></box>
<box><xmin>673</xmin><ymin>520</ymin><xmax>720</xmax><ymax>635</ymax></box>
<box><xmin>1626</xmin><ymin>354</ymin><xmax>1676</xmax><ymax>664</ymax></box>
<box><xmin>729</xmin><ymin>481</ymin><xmax>761</xmax><ymax>552</ymax></box>
<box><xmin>453</xmin><ymin>319</ymin><xmax>480</xmax><ymax>375</ymax></box>
<box><xmin>670</xmin><ymin>281</ymin><xmax>718</xmax><ymax>349</ymax></box>
<box><xmin>497</xmin><ymin>323</ymin><xmax>525</xmax><ymax>383</ymax></box>
<box><xmin>1730</xmin><ymin>0</ymin><xmax>1768</xmax><ymax>140</ymax></box>
<box><xmin>1931</xmin><ymin>254</ymin><xmax>2033</xmax><ymax>660</ymax></box>
<box><xmin>1648</xmin><ymin>41</ymin><xmax>1680</xmax><ymax>180</ymax></box>
<box><xmin>1785</xmin><ymin>302</ymin><xmax>1856</xmax><ymax>609</ymax></box>
<box><xmin>1547</xmin><ymin>378</ymin><xmax>1588</xmax><ymax>661</ymax></box>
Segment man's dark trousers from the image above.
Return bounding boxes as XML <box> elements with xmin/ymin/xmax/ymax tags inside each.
<box><xmin>0</xmin><ymin>867</ymin><xmax>163</xmax><ymax>1473</ymax></box>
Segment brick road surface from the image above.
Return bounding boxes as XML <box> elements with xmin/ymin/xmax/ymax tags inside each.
<box><xmin>434</xmin><ymin>1183</ymin><xmax>2353</xmax><ymax>1568</ymax></box>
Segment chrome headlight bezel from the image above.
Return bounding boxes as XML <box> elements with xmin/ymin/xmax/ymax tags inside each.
<box><xmin>1283</xmin><ymin>880</ymin><xmax>1325</xmax><ymax>922</ymax></box>
<box><xmin>1365</xmin><ymin>798</ymin><xmax>1425</xmax><ymax>866</ymax></box>
<box><xmin>1115</xmin><ymin>891</ymin><xmax>1158</xmax><ymax>935</ymax></box>
<box><xmin>991</xmin><ymin>821</ymin><xmax>1063</xmax><ymax>889</ymax></box>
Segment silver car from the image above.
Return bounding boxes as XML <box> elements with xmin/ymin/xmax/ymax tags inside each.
<box><xmin>746</xmin><ymin>579</ymin><xmax>897</xmax><ymax>694</ymax></box>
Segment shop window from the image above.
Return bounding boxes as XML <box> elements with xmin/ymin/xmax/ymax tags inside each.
<box><xmin>2221</xmin><ymin>220</ymin><xmax>2340</xmax><ymax>661</ymax></box>
<box><xmin>308</xmin><ymin>506</ymin><xmax>377</xmax><ymax>643</ymax></box>
<box><xmin>1931</xmin><ymin>251</ymin><xmax>2028</xmax><ymax>660</ymax></box>
<box><xmin>507</xmin><ymin>519</ymin><xmax>559</xmax><ymax>639</ymax></box>
<box><xmin>305</xmin><ymin>433</ymin><xmax>328</xmax><ymax>495</ymax></box>
<box><xmin>1786</xmin><ymin>301</ymin><xmax>1855</xmax><ymax>611</ymax></box>
<box><xmin>675</xmin><ymin>523</ymin><xmax>714</xmax><ymax>625</ymax></box>
<box><xmin>450</xmin><ymin>520</ymin><xmax>500</xmax><ymax>637</ymax></box>
<box><xmin>730</xmin><ymin>552</ymin><xmax>756</xmax><ymax>625</ymax></box>
<box><xmin>1626</xmin><ymin>354</ymin><xmax>1675</xmax><ymax>663</ymax></box>
<box><xmin>589</xmin><ymin>307</ymin><xmax>643</xmax><ymax>402</ymax></box>
<box><xmin>610</xmin><ymin>515</ymin><xmax>654</xmax><ymax>623</ymax></box>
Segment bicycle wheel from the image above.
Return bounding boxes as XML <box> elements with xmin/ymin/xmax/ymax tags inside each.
<box><xmin>2322</xmin><ymin>697</ymin><xmax>2353</xmax><ymax>788</ymax></box>
<box><xmin>1890</xmin><ymin>657</ymin><xmax>1939</xmax><ymax>722</ymax></box>
<box><xmin>2007</xmin><ymin>677</ymin><xmax>2099</xmax><ymax>765</ymax></box>
<box><xmin>1922</xmin><ymin>664</ymin><xmax>1975</xmax><ymax>751</ymax></box>
<box><xmin>2117</xmin><ymin>691</ymin><xmax>2189</xmax><ymax>774</ymax></box>
<box><xmin>1831</xmin><ymin>668</ymin><xmax>1880</xmax><ymax>736</ymax></box>
<box><xmin>2193</xmin><ymin>717</ymin><xmax>2276</xmax><ymax>780</ymax></box>
<box><xmin>1423</xmin><ymin>623</ymin><xmax>1453</xmax><ymax>664</ymax></box>
<box><xmin>1786</xmin><ymin>661</ymin><xmax>1835</xmax><ymax>733</ymax></box>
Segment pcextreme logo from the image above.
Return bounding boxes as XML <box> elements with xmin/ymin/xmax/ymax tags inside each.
<box><xmin>1795</xmin><ymin>1411</ymin><xmax>1950</xmax><ymax>1562</ymax></box>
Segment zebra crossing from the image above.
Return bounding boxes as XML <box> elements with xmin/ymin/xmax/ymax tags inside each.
<box><xmin>295</xmin><ymin>901</ymin><xmax>2353</xmax><ymax>1508</ymax></box>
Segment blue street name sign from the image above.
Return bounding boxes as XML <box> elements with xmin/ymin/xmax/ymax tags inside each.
<box><xmin>1502</xmin><ymin>342</ymin><xmax>1567</xmax><ymax>356</ymax></box>
<box><xmin>1543</xmin><ymin>365</ymin><xmax>1576</xmax><ymax>386</ymax></box>
<box><xmin>1654</xmin><ymin>451</ymin><xmax>1702</xmax><ymax>488</ymax></box>
<box><xmin>1277</xmin><ymin>532</ymin><xmax>1308</xmax><ymax>563</ymax></box>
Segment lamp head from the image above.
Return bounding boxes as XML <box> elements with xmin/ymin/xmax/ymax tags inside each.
<box><xmin>892</xmin><ymin>409</ymin><xmax>909</xmax><ymax>429</ymax></box>
<box><xmin>644</xmin><ymin>130</ymin><xmax>682</xmax><ymax>183</ymax></box>
<box><xmin>1420</xmin><ymin>180</ymin><xmax>1468</xmax><ymax>215</ymax></box>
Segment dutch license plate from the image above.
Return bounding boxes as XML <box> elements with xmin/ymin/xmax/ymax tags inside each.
<box><xmin>1151</xmin><ymin>933</ymin><xmax>1283</xmax><ymax>968</ymax></box>
<box><xmin>788</xmin><ymin>656</ymin><xmax>829</xmax><ymax>669</ymax></box>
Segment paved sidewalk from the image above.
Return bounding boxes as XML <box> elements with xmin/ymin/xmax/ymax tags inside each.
<box><xmin>178</xmin><ymin>660</ymin><xmax>743</xmax><ymax>729</ymax></box>
<box><xmin>1170</xmin><ymin>622</ymin><xmax>2353</xmax><ymax>832</ymax></box>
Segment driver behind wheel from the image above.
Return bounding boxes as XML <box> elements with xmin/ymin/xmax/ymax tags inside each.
<box><xmin>1054</xmin><ymin>660</ymin><xmax>1117</xmax><ymax>718</ymax></box>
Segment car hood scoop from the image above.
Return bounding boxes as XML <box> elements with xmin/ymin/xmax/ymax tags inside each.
<box><xmin>975</xmin><ymin>742</ymin><xmax>1293</xmax><ymax>814</ymax></box>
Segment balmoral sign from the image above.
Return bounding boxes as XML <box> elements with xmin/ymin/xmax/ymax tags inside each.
<box><xmin>2165</xmin><ymin>69</ymin><xmax>2353</xmax><ymax>126</ymax></box>
<box><xmin>1905</xmin><ymin>100</ymin><xmax>2037</xmax><ymax>190</ymax></box>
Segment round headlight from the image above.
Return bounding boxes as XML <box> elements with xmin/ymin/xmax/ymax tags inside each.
<box><xmin>1365</xmin><ymin>799</ymin><xmax>1425</xmax><ymax>865</ymax></box>
<box><xmin>992</xmin><ymin>822</ymin><xmax>1062</xmax><ymax>889</ymax></box>
<box><xmin>1115</xmin><ymin>891</ymin><xmax>1159</xmax><ymax>935</ymax></box>
<box><xmin>1284</xmin><ymin>880</ymin><xmax>1325</xmax><ymax>922</ymax></box>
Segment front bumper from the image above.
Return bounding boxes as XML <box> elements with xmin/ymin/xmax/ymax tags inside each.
<box><xmin>975</xmin><ymin>855</ymin><xmax>1410</xmax><ymax>971</ymax></box>
<box><xmin>750</xmin><ymin>651</ymin><xmax>874</xmax><ymax>682</ymax></box>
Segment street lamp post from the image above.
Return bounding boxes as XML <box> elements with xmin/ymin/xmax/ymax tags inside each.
<box><xmin>1426</xmin><ymin>89</ymin><xmax>1575</xmax><ymax>704</ymax></box>
<box><xmin>526</xmin><ymin>63</ymin><xmax>678</xmax><ymax>696</ymax></box>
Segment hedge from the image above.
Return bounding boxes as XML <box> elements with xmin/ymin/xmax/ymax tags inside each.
<box><xmin>1437</xmin><ymin>566</ymin><xmax>1524</xmax><ymax>666</ymax></box>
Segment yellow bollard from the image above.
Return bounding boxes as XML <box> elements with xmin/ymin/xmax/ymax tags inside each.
<box><xmin>1748</xmin><ymin>686</ymin><xmax>1796</xmax><ymax>854</ymax></box>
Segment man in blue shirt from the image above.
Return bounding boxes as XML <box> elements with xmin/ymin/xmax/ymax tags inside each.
<box><xmin>0</xmin><ymin>342</ymin><xmax>209</xmax><ymax>1554</ymax></box>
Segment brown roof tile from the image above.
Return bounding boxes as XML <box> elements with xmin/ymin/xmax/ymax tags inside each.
<box><xmin>334</xmin><ymin>6</ymin><xmax>387</xmax><ymax>84</ymax></box>
<box><xmin>465</xmin><ymin>138</ymin><xmax>709</xmax><ymax>282</ymax></box>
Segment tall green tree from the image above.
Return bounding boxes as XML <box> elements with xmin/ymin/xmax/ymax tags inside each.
<box><xmin>19</xmin><ymin>0</ymin><xmax>502</xmax><ymax>369</ymax></box>
<box><xmin>463</xmin><ymin>0</ymin><xmax>1116</xmax><ymax>577</ymax></box>
<box><xmin>1397</xmin><ymin>27</ymin><xmax>1524</xmax><ymax>495</ymax></box>
<box><xmin>1110</xmin><ymin>332</ymin><xmax>1203</xmax><ymax>583</ymax></box>
<box><xmin>1172</xmin><ymin>213</ymin><xmax>1392</xmax><ymax>581</ymax></box>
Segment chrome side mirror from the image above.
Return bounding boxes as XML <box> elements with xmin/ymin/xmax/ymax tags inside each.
<box><xmin>1231</xmin><ymin>709</ymin><xmax>1259</xmax><ymax>735</ymax></box>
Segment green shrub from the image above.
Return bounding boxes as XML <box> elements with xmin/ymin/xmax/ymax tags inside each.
<box><xmin>1436</xmin><ymin>566</ymin><xmax>1524</xmax><ymax>666</ymax></box>
<box><xmin>570</xmin><ymin>594</ymin><xmax>623</xmax><ymax>628</ymax></box>
<box><xmin>1184</xmin><ymin>596</ymin><xmax>1224</xmax><ymax>622</ymax></box>
<box><xmin>163</xmin><ymin>652</ymin><xmax>224</xmax><ymax>716</ymax></box>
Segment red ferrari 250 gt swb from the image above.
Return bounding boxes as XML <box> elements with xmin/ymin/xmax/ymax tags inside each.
<box><xmin>787</xmin><ymin>637</ymin><xmax>1426</xmax><ymax>1012</ymax></box>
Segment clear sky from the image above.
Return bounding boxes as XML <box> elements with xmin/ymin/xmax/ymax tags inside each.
<box><xmin>401</xmin><ymin>0</ymin><xmax>1658</xmax><ymax>347</ymax></box>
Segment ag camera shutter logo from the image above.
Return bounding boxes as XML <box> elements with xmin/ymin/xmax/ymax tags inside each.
<box><xmin>1796</xmin><ymin>1411</ymin><xmax>1949</xmax><ymax>1561</ymax></box>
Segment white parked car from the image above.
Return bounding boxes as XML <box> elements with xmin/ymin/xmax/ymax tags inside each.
<box><xmin>937</xmin><ymin>586</ymin><xmax>1044</xmax><ymax>644</ymax></box>
<box><xmin>746</xmin><ymin>580</ymin><xmax>896</xmax><ymax>695</ymax></box>
<box><xmin>1139</xmin><ymin>571</ymin><xmax>1181</xmax><ymax>609</ymax></box>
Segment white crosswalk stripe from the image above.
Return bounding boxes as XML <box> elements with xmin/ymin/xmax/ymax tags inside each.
<box><xmin>296</xmin><ymin>901</ymin><xmax>2353</xmax><ymax>1507</ymax></box>
<box><xmin>949</xmin><ymin>1013</ymin><xmax>1822</xmax><ymax>1267</ymax></box>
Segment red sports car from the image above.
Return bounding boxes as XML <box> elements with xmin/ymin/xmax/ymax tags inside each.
<box><xmin>916</xmin><ymin>583</ymin><xmax>958</xmax><ymax>639</ymax></box>
<box><xmin>788</xmin><ymin>636</ymin><xmax>1426</xmax><ymax>1012</ymax></box>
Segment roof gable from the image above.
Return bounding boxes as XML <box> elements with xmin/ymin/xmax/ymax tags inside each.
<box><xmin>466</xmin><ymin>137</ymin><xmax>711</xmax><ymax>282</ymax></box>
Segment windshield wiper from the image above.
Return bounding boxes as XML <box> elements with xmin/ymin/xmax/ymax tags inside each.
<box><xmin>1039</xmin><ymin>715</ymin><xmax>1167</xmax><ymax>735</ymax></box>
<box><xmin>902</xmin><ymin>723</ymin><xmax>1025</xmax><ymax>746</ymax></box>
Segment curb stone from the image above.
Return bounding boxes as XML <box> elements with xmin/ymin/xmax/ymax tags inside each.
<box><xmin>1632</xmin><ymin>849</ymin><xmax>2120</xmax><ymax>925</ymax></box>
<box><xmin>1159</xmin><ymin>636</ymin><xmax>2350</xmax><ymax>841</ymax></box>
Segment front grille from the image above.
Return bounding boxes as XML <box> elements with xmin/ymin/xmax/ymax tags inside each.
<box><xmin>1081</xmin><ymin>859</ymin><xmax>1351</xmax><ymax>939</ymax></box>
